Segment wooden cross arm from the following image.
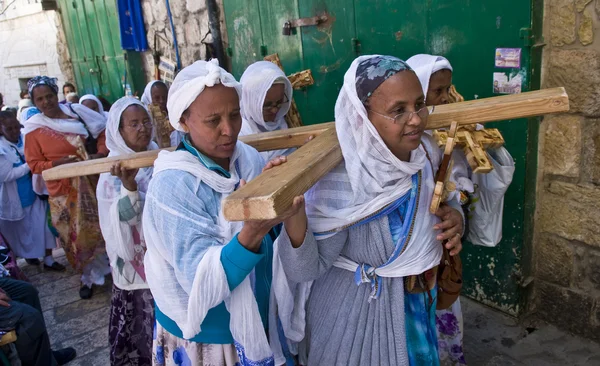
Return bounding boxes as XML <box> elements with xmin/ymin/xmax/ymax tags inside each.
<box><xmin>223</xmin><ymin>87</ymin><xmax>569</xmax><ymax>221</ymax></box>
<box><xmin>223</xmin><ymin>127</ymin><xmax>341</xmax><ymax>220</ymax></box>
<box><xmin>41</xmin><ymin>123</ymin><xmax>333</xmax><ymax>181</ymax></box>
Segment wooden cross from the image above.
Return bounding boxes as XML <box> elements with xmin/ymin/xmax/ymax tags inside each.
<box><xmin>263</xmin><ymin>53</ymin><xmax>314</xmax><ymax>128</ymax></box>
<box><xmin>431</xmin><ymin>86</ymin><xmax>506</xmax><ymax>173</ymax></box>
<box><xmin>222</xmin><ymin>87</ymin><xmax>569</xmax><ymax>221</ymax></box>
<box><xmin>147</xmin><ymin>104</ymin><xmax>173</xmax><ymax>149</ymax></box>
<box><xmin>41</xmin><ymin>88</ymin><xmax>569</xmax><ymax>223</ymax></box>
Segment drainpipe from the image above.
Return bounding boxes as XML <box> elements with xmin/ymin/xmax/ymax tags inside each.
<box><xmin>205</xmin><ymin>0</ymin><xmax>227</xmax><ymax>69</ymax></box>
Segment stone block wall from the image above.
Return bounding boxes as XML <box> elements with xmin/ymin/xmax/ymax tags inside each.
<box><xmin>535</xmin><ymin>0</ymin><xmax>600</xmax><ymax>341</ymax></box>
<box><xmin>139</xmin><ymin>0</ymin><xmax>226</xmax><ymax>83</ymax></box>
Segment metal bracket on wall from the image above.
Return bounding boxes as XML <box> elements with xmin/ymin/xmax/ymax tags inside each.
<box><xmin>282</xmin><ymin>15</ymin><xmax>328</xmax><ymax>36</ymax></box>
<box><xmin>520</xmin><ymin>28</ymin><xmax>533</xmax><ymax>47</ymax></box>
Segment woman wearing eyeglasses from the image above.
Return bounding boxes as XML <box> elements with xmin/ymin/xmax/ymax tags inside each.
<box><xmin>97</xmin><ymin>97</ymin><xmax>156</xmax><ymax>365</ymax></box>
<box><xmin>276</xmin><ymin>55</ymin><xmax>464</xmax><ymax>365</ymax></box>
<box><xmin>239</xmin><ymin>61</ymin><xmax>295</xmax><ymax>161</ymax></box>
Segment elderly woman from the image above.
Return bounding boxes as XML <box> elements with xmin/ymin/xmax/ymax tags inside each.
<box><xmin>80</xmin><ymin>94</ymin><xmax>110</xmax><ymax>118</ymax></box>
<box><xmin>0</xmin><ymin>111</ymin><xmax>60</xmax><ymax>269</ymax></box>
<box><xmin>275</xmin><ymin>56</ymin><xmax>464</xmax><ymax>365</ymax></box>
<box><xmin>98</xmin><ymin>97</ymin><xmax>156</xmax><ymax>365</ymax></box>
<box><xmin>143</xmin><ymin>60</ymin><xmax>306</xmax><ymax>366</ymax></box>
<box><xmin>24</xmin><ymin>76</ymin><xmax>110</xmax><ymax>299</ymax></box>
<box><xmin>407</xmin><ymin>53</ymin><xmax>515</xmax><ymax>366</ymax></box>
<box><xmin>239</xmin><ymin>61</ymin><xmax>295</xmax><ymax>161</ymax></box>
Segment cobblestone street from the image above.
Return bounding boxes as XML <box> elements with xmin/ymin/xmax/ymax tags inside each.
<box><xmin>19</xmin><ymin>248</ymin><xmax>600</xmax><ymax>366</ymax></box>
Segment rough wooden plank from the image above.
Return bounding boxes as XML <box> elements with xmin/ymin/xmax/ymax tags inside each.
<box><xmin>223</xmin><ymin>87</ymin><xmax>569</xmax><ymax>221</ymax></box>
<box><xmin>42</xmin><ymin>124</ymin><xmax>332</xmax><ymax>181</ymax></box>
<box><xmin>426</xmin><ymin>87</ymin><xmax>569</xmax><ymax>129</ymax></box>
<box><xmin>223</xmin><ymin>127</ymin><xmax>341</xmax><ymax>220</ymax></box>
<box><xmin>43</xmin><ymin>88</ymin><xmax>568</xmax><ymax>182</ymax></box>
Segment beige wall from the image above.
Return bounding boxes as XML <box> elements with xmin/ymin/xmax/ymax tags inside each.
<box><xmin>0</xmin><ymin>1</ymin><xmax>73</xmax><ymax>106</ymax></box>
<box><xmin>535</xmin><ymin>0</ymin><xmax>600</xmax><ymax>341</ymax></box>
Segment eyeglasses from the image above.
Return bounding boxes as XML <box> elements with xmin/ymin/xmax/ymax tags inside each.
<box><xmin>122</xmin><ymin>121</ymin><xmax>153</xmax><ymax>131</ymax></box>
<box><xmin>368</xmin><ymin>105</ymin><xmax>434</xmax><ymax>125</ymax></box>
<box><xmin>262</xmin><ymin>94</ymin><xmax>290</xmax><ymax>112</ymax></box>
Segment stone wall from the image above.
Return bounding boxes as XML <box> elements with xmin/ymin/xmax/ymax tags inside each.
<box><xmin>534</xmin><ymin>0</ymin><xmax>600</xmax><ymax>341</ymax></box>
<box><xmin>139</xmin><ymin>0</ymin><xmax>226</xmax><ymax>83</ymax></box>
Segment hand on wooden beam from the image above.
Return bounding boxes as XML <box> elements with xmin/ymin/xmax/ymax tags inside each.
<box><xmin>223</xmin><ymin>87</ymin><xmax>569</xmax><ymax>221</ymax></box>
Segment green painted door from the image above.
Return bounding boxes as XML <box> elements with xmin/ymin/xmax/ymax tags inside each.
<box><xmin>223</xmin><ymin>0</ymin><xmax>538</xmax><ymax>315</ymax></box>
<box><xmin>57</xmin><ymin>0</ymin><xmax>145</xmax><ymax>102</ymax></box>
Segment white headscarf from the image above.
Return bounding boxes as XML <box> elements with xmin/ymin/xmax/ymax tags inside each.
<box><xmin>405</xmin><ymin>54</ymin><xmax>453</xmax><ymax>102</ymax></box>
<box><xmin>79</xmin><ymin>94</ymin><xmax>108</xmax><ymax>117</ymax></box>
<box><xmin>141</xmin><ymin>80</ymin><xmax>162</xmax><ymax>106</ymax></box>
<box><xmin>167</xmin><ymin>59</ymin><xmax>241</xmax><ymax>131</ymax></box>
<box><xmin>305</xmin><ymin>55</ymin><xmax>427</xmax><ymax>234</ymax></box>
<box><xmin>104</xmin><ymin>97</ymin><xmax>158</xmax><ymax>156</ymax></box>
<box><xmin>240</xmin><ymin>61</ymin><xmax>292</xmax><ymax>134</ymax></box>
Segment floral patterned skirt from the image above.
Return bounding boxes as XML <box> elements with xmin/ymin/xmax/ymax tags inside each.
<box><xmin>49</xmin><ymin>176</ymin><xmax>105</xmax><ymax>273</ymax></box>
<box><xmin>436</xmin><ymin>298</ymin><xmax>467</xmax><ymax>365</ymax></box>
<box><xmin>109</xmin><ymin>286</ymin><xmax>155</xmax><ymax>366</ymax></box>
<box><xmin>152</xmin><ymin>321</ymin><xmax>240</xmax><ymax>366</ymax></box>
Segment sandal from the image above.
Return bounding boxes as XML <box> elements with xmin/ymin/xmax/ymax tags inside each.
<box><xmin>79</xmin><ymin>284</ymin><xmax>93</xmax><ymax>299</ymax></box>
<box><xmin>44</xmin><ymin>262</ymin><xmax>66</xmax><ymax>272</ymax></box>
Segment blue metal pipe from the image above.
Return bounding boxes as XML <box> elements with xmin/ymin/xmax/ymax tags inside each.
<box><xmin>165</xmin><ymin>0</ymin><xmax>182</xmax><ymax>70</ymax></box>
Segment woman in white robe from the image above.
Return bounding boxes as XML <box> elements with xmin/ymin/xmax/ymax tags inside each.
<box><xmin>0</xmin><ymin>111</ymin><xmax>61</xmax><ymax>269</ymax></box>
<box><xmin>98</xmin><ymin>97</ymin><xmax>157</xmax><ymax>365</ymax></box>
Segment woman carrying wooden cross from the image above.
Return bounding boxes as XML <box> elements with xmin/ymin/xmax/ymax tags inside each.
<box><xmin>142</xmin><ymin>59</ymin><xmax>307</xmax><ymax>365</ymax></box>
<box><xmin>275</xmin><ymin>55</ymin><xmax>465</xmax><ymax>365</ymax></box>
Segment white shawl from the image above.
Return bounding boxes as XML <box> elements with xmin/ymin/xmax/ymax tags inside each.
<box><xmin>144</xmin><ymin>144</ymin><xmax>277</xmax><ymax>364</ymax></box>
<box><xmin>305</xmin><ymin>55</ymin><xmax>428</xmax><ymax>235</ymax></box>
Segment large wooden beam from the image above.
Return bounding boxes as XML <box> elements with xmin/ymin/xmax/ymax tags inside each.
<box><xmin>222</xmin><ymin>87</ymin><xmax>569</xmax><ymax>221</ymax></box>
<box><xmin>41</xmin><ymin>123</ymin><xmax>332</xmax><ymax>181</ymax></box>
<box><xmin>223</xmin><ymin>127</ymin><xmax>341</xmax><ymax>221</ymax></box>
<box><xmin>42</xmin><ymin>87</ymin><xmax>568</xmax><ymax>183</ymax></box>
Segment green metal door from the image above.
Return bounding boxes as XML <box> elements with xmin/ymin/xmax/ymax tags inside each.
<box><xmin>223</xmin><ymin>0</ymin><xmax>539</xmax><ymax>315</ymax></box>
<box><xmin>57</xmin><ymin>0</ymin><xmax>145</xmax><ymax>102</ymax></box>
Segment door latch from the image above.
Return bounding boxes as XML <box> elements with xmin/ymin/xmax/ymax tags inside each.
<box><xmin>282</xmin><ymin>15</ymin><xmax>328</xmax><ymax>36</ymax></box>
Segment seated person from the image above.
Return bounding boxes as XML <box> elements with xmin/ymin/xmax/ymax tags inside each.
<box><xmin>0</xmin><ymin>266</ymin><xmax>76</xmax><ymax>365</ymax></box>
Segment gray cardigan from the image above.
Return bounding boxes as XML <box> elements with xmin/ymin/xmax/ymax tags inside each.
<box><xmin>279</xmin><ymin>216</ymin><xmax>411</xmax><ymax>366</ymax></box>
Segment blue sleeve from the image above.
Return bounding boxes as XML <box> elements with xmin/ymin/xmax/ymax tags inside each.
<box><xmin>220</xmin><ymin>234</ymin><xmax>265</xmax><ymax>291</ymax></box>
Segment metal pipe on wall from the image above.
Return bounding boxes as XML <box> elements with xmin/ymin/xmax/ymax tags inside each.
<box><xmin>205</xmin><ymin>0</ymin><xmax>227</xmax><ymax>69</ymax></box>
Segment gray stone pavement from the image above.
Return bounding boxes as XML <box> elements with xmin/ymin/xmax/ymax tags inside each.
<box><xmin>16</xmin><ymin>248</ymin><xmax>600</xmax><ymax>365</ymax></box>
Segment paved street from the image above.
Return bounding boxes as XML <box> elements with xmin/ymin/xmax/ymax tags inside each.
<box><xmin>18</xmin><ymin>248</ymin><xmax>600</xmax><ymax>366</ymax></box>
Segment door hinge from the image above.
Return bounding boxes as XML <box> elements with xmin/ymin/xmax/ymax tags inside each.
<box><xmin>260</xmin><ymin>45</ymin><xmax>268</xmax><ymax>57</ymax></box>
<box><xmin>520</xmin><ymin>28</ymin><xmax>533</xmax><ymax>47</ymax></box>
<box><xmin>226</xmin><ymin>47</ymin><xmax>233</xmax><ymax>57</ymax></box>
<box><xmin>352</xmin><ymin>38</ymin><xmax>361</xmax><ymax>56</ymax></box>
